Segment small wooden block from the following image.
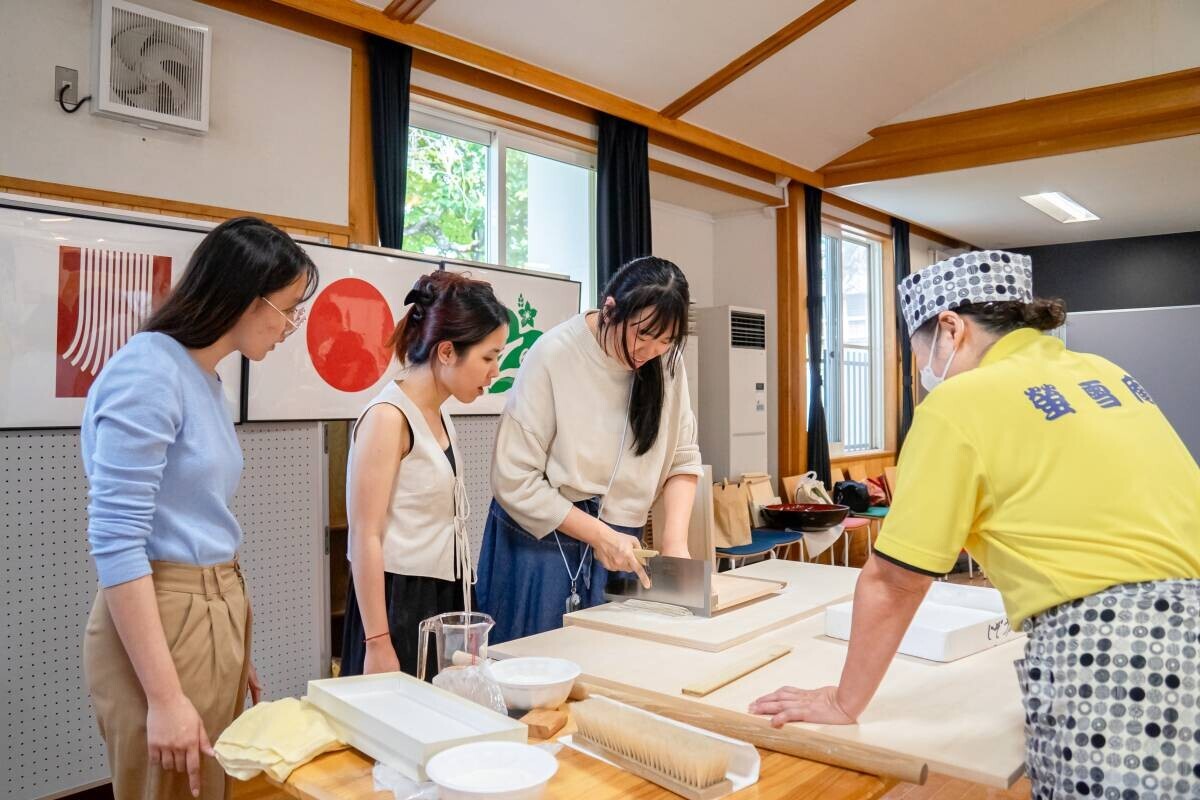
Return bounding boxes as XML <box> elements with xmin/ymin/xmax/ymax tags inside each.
<box><xmin>520</xmin><ymin>708</ymin><xmax>568</xmax><ymax>739</ymax></box>
<box><xmin>568</xmin><ymin>682</ymin><xmax>590</xmax><ymax>701</ymax></box>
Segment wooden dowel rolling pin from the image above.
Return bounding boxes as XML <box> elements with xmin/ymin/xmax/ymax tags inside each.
<box><xmin>570</xmin><ymin>679</ymin><xmax>929</xmax><ymax>785</ymax></box>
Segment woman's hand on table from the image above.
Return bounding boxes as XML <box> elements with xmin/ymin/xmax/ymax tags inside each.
<box><xmin>364</xmin><ymin>638</ymin><xmax>401</xmax><ymax>675</ymax></box>
<box><xmin>749</xmin><ymin>685</ymin><xmax>857</xmax><ymax>726</ymax></box>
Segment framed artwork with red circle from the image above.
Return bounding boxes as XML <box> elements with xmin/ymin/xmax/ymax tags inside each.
<box><xmin>244</xmin><ymin>245</ymin><xmax>438</xmax><ymax>421</ymax></box>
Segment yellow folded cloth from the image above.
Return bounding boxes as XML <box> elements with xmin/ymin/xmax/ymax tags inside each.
<box><xmin>215</xmin><ymin>697</ymin><xmax>345</xmax><ymax>782</ymax></box>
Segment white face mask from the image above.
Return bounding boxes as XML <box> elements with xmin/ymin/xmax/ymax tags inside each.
<box><xmin>919</xmin><ymin>325</ymin><xmax>958</xmax><ymax>393</ymax></box>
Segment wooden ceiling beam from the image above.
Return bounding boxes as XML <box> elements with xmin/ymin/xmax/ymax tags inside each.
<box><xmin>412</xmin><ymin>51</ymin><xmax>779</xmax><ymax>184</ymax></box>
<box><xmin>267</xmin><ymin>0</ymin><xmax>823</xmax><ymax>186</ymax></box>
<box><xmin>410</xmin><ymin>86</ymin><xmax>782</xmax><ymax>207</ymax></box>
<box><xmin>823</xmin><ymin>193</ymin><xmax>973</xmax><ymax>250</ymax></box>
<box><xmin>821</xmin><ymin>67</ymin><xmax>1200</xmax><ymax>187</ymax></box>
<box><xmin>660</xmin><ymin>0</ymin><xmax>857</xmax><ymax>119</ymax></box>
<box><xmin>383</xmin><ymin>0</ymin><xmax>438</xmax><ymax>25</ymax></box>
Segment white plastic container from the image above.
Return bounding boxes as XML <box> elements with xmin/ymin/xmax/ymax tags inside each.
<box><xmin>488</xmin><ymin>657</ymin><xmax>581</xmax><ymax>711</ymax></box>
<box><xmin>305</xmin><ymin>672</ymin><xmax>527</xmax><ymax>781</ymax></box>
<box><xmin>824</xmin><ymin>582</ymin><xmax>1021</xmax><ymax>662</ymax></box>
<box><xmin>425</xmin><ymin>741</ymin><xmax>559</xmax><ymax>800</ymax></box>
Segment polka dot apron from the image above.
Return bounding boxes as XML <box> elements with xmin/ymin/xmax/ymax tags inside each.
<box><xmin>1017</xmin><ymin>580</ymin><xmax>1200</xmax><ymax>799</ymax></box>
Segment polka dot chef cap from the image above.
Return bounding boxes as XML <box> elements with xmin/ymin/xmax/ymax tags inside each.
<box><xmin>898</xmin><ymin>250</ymin><xmax>1034</xmax><ymax>337</ymax></box>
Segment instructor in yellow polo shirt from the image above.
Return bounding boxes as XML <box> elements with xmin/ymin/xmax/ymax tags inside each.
<box><xmin>749</xmin><ymin>250</ymin><xmax>1200</xmax><ymax>799</ymax></box>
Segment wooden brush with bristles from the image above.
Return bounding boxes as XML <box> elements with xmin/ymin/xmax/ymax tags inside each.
<box><xmin>572</xmin><ymin>696</ymin><xmax>734</xmax><ymax>800</ymax></box>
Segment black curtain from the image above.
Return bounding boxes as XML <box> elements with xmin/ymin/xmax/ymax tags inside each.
<box><xmin>804</xmin><ymin>185</ymin><xmax>832</xmax><ymax>487</ymax></box>
<box><xmin>596</xmin><ymin>113</ymin><xmax>652</xmax><ymax>304</ymax></box>
<box><xmin>368</xmin><ymin>36</ymin><xmax>413</xmax><ymax>250</ymax></box>
<box><xmin>891</xmin><ymin>217</ymin><xmax>914</xmax><ymax>449</ymax></box>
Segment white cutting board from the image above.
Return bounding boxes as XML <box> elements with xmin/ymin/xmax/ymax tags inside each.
<box><xmin>494</xmin><ymin>614</ymin><xmax>1027</xmax><ymax>788</ymax></box>
<box><xmin>565</xmin><ymin>561</ymin><xmax>859</xmax><ymax>652</ymax></box>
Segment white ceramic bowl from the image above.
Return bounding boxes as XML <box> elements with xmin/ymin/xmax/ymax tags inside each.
<box><xmin>489</xmin><ymin>657</ymin><xmax>581</xmax><ymax>711</ymax></box>
<box><xmin>425</xmin><ymin>741</ymin><xmax>558</xmax><ymax>800</ymax></box>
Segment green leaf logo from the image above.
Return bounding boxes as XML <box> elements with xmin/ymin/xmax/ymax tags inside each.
<box><xmin>489</xmin><ymin>295</ymin><xmax>544</xmax><ymax>393</ymax></box>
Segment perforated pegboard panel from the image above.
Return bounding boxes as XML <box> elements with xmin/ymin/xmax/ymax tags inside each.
<box><xmin>230</xmin><ymin>423</ymin><xmax>329</xmax><ymax>703</ymax></box>
<box><xmin>2</xmin><ymin>423</ymin><xmax>327</xmax><ymax>800</ymax></box>
<box><xmin>451</xmin><ymin>415</ymin><xmax>501</xmax><ymax>564</ymax></box>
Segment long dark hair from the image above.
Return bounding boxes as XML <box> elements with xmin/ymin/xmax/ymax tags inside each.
<box><xmin>915</xmin><ymin>298</ymin><xmax>1067</xmax><ymax>340</ymax></box>
<box><xmin>597</xmin><ymin>257</ymin><xmax>691</xmax><ymax>456</ymax></box>
<box><xmin>143</xmin><ymin>217</ymin><xmax>318</xmax><ymax>347</ymax></box>
<box><xmin>389</xmin><ymin>271</ymin><xmax>509</xmax><ymax>365</ymax></box>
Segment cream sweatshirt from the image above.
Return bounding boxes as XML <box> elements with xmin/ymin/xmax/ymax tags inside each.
<box><xmin>491</xmin><ymin>313</ymin><xmax>703</xmax><ymax>537</ymax></box>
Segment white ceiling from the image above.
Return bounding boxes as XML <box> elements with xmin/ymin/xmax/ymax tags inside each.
<box><xmin>353</xmin><ymin>0</ymin><xmax>1199</xmax><ymax>245</ymax></box>
<box><xmin>680</xmin><ymin>0</ymin><xmax>1101</xmax><ymax>168</ymax></box>
<box><xmin>419</xmin><ymin>0</ymin><xmax>817</xmax><ymax>110</ymax></box>
<box><xmin>830</xmin><ymin>136</ymin><xmax>1200</xmax><ymax>249</ymax></box>
<box><xmin>893</xmin><ymin>0</ymin><xmax>1200</xmax><ymax>122</ymax></box>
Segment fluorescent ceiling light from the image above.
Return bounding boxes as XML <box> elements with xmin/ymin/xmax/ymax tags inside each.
<box><xmin>1020</xmin><ymin>191</ymin><xmax>1099</xmax><ymax>224</ymax></box>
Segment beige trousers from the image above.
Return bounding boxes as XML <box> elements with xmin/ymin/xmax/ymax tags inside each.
<box><xmin>84</xmin><ymin>561</ymin><xmax>251</xmax><ymax>800</ymax></box>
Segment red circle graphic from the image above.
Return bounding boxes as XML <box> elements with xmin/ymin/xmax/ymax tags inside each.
<box><xmin>307</xmin><ymin>277</ymin><xmax>395</xmax><ymax>392</ymax></box>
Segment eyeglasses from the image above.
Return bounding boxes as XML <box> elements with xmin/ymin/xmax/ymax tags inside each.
<box><xmin>262</xmin><ymin>297</ymin><xmax>307</xmax><ymax>338</ymax></box>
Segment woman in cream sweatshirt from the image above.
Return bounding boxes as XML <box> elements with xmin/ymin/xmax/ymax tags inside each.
<box><xmin>477</xmin><ymin>257</ymin><xmax>703</xmax><ymax>643</ymax></box>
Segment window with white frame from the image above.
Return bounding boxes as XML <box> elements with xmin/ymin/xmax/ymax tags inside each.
<box><xmin>815</xmin><ymin>223</ymin><xmax>885</xmax><ymax>453</ymax></box>
<box><xmin>404</xmin><ymin>107</ymin><xmax>598</xmax><ymax>303</ymax></box>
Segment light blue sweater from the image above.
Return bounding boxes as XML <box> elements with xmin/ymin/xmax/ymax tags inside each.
<box><xmin>82</xmin><ymin>332</ymin><xmax>243</xmax><ymax>587</ymax></box>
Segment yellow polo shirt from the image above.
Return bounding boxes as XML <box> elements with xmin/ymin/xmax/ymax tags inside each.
<box><xmin>874</xmin><ymin>328</ymin><xmax>1200</xmax><ymax>628</ymax></box>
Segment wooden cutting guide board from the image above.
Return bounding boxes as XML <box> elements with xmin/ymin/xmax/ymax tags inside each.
<box><xmin>494</xmin><ymin>614</ymin><xmax>1027</xmax><ymax>788</ymax></box>
<box><xmin>564</xmin><ymin>561</ymin><xmax>860</xmax><ymax>652</ymax></box>
<box><xmin>710</xmin><ymin>573</ymin><xmax>783</xmax><ymax>611</ymax></box>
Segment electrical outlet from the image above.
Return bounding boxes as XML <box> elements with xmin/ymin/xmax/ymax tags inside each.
<box><xmin>55</xmin><ymin>66</ymin><xmax>78</xmax><ymax>105</ymax></box>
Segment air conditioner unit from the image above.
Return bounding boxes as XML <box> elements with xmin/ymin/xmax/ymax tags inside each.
<box><xmin>92</xmin><ymin>0</ymin><xmax>212</xmax><ymax>134</ymax></box>
<box><xmin>695</xmin><ymin>306</ymin><xmax>768</xmax><ymax>482</ymax></box>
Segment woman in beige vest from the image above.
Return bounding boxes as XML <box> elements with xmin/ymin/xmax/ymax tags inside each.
<box><xmin>341</xmin><ymin>271</ymin><xmax>509</xmax><ymax>677</ymax></box>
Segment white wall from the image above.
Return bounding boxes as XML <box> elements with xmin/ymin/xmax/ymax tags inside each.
<box><xmin>1</xmin><ymin>0</ymin><xmax>351</xmax><ymax>225</ymax></box>
<box><xmin>713</xmin><ymin>210</ymin><xmax>778</xmax><ymax>481</ymax></box>
<box><xmin>650</xmin><ymin>199</ymin><xmax>715</xmax><ymax>308</ymax></box>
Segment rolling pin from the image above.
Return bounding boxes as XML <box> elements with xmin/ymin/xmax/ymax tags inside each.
<box><xmin>577</xmin><ymin>679</ymin><xmax>929</xmax><ymax>785</ymax></box>
<box><xmin>681</xmin><ymin>645</ymin><xmax>793</xmax><ymax>697</ymax></box>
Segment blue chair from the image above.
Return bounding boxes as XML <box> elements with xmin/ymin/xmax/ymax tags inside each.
<box><xmin>715</xmin><ymin>528</ymin><xmax>802</xmax><ymax>570</ymax></box>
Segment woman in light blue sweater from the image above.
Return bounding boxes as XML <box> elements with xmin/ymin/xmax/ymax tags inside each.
<box><xmin>81</xmin><ymin>217</ymin><xmax>317</xmax><ymax>800</ymax></box>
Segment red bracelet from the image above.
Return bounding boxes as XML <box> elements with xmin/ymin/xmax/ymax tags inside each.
<box><xmin>364</xmin><ymin>631</ymin><xmax>389</xmax><ymax>643</ymax></box>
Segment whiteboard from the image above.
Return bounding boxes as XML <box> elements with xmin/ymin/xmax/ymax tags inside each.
<box><xmin>1064</xmin><ymin>305</ymin><xmax>1200</xmax><ymax>460</ymax></box>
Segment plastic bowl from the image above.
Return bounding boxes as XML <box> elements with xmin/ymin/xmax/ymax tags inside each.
<box><xmin>762</xmin><ymin>503</ymin><xmax>849</xmax><ymax>531</ymax></box>
<box><xmin>425</xmin><ymin>741</ymin><xmax>558</xmax><ymax>800</ymax></box>
<box><xmin>488</xmin><ymin>657</ymin><xmax>581</xmax><ymax>711</ymax></box>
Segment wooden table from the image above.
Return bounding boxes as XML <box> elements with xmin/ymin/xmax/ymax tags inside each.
<box><xmin>269</xmin><ymin>729</ymin><xmax>896</xmax><ymax>800</ymax></box>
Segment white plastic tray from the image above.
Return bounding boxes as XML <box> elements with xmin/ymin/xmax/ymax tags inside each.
<box><xmin>824</xmin><ymin>582</ymin><xmax>1021</xmax><ymax>662</ymax></box>
<box><xmin>305</xmin><ymin>672</ymin><xmax>527</xmax><ymax>780</ymax></box>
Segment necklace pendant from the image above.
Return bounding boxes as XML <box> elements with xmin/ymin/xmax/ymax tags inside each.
<box><xmin>565</xmin><ymin>590</ymin><xmax>582</xmax><ymax>614</ymax></box>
